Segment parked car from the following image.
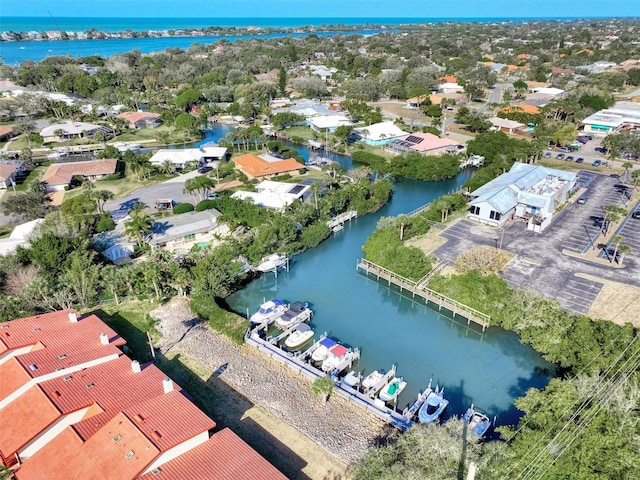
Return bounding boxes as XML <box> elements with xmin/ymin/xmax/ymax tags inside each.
<box><xmin>592</xmin><ymin>160</ymin><xmax>602</xmax><ymax>167</ymax></box>
<box><xmin>543</xmin><ymin>152</ymin><xmax>551</xmax><ymax>158</ymax></box>
<box><xmin>566</xmin><ymin>156</ymin><xmax>574</xmax><ymax>161</ymax></box>
<box><xmin>577</xmin><ymin>195</ymin><xmax>588</xmax><ymax>204</ymax></box>
<box><xmin>556</xmin><ymin>153</ymin><xmax>565</xmax><ymax>160</ymax></box>
<box><xmin>207</xmin><ymin>192</ymin><xmax>220</xmax><ymax>199</ymax></box>
<box><xmin>198</xmin><ymin>165</ymin><xmax>213</xmax><ymax>174</ymax></box>
<box><xmin>632</xmin><ymin>210</ymin><xmax>640</xmax><ymax>219</ymax></box>
<box><xmin>576</xmin><ymin>157</ymin><xmax>584</xmax><ymax>163</ymax></box>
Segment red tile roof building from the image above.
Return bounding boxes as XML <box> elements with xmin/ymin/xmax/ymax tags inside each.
<box><xmin>233</xmin><ymin>153</ymin><xmax>305</xmax><ymax>180</ymax></box>
<box><xmin>1</xmin><ymin>310</ymin><xmax>286</xmax><ymax>479</ymax></box>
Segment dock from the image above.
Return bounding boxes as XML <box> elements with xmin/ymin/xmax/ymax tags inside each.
<box><xmin>356</xmin><ymin>258</ymin><xmax>490</xmax><ymax>331</ymax></box>
<box><xmin>404</xmin><ymin>380</ymin><xmax>433</xmax><ymax>419</ymax></box>
<box><xmin>327</xmin><ymin>210</ymin><xmax>357</xmax><ymax>230</ymax></box>
<box><xmin>245</xmin><ymin>330</ymin><xmax>416</xmax><ymax>431</ymax></box>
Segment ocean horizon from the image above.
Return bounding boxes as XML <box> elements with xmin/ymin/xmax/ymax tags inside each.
<box><xmin>0</xmin><ymin>15</ymin><xmax>621</xmax><ymax>33</ymax></box>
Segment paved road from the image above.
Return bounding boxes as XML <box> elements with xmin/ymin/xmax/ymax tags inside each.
<box><xmin>104</xmin><ymin>168</ymin><xmax>214</xmax><ymax>220</ymax></box>
<box><xmin>433</xmin><ymin>173</ymin><xmax>640</xmax><ymax>314</ymax></box>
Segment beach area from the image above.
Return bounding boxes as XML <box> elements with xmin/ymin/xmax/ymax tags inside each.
<box><xmin>150</xmin><ymin>297</ymin><xmax>389</xmax><ymax>480</ymax></box>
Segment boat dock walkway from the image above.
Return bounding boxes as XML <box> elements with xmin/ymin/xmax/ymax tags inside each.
<box><xmin>404</xmin><ymin>381</ymin><xmax>432</xmax><ymax>418</ymax></box>
<box><xmin>245</xmin><ymin>332</ymin><xmax>416</xmax><ymax>431</ymax></box>
<box><xmin>356</xmin><ymin>258</ymin><xmax>490</xmax><ymax>331</ymax></box>
<box><xmin>327</xmin><ymin>210</ymin><xmax>358</xmax><ymax>230</ymax></box>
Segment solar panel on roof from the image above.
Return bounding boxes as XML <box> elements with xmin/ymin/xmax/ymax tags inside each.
<box><xmin>288</xmin><ymin>185</ymin><xmax>305</xmax><ymax>195</ymax></box>
<box><xmin>405</xmin><ymin>135</ymin><xmax>424</xmax><ymax>144</ymax></box>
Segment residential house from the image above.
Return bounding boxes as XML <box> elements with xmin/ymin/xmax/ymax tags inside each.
<box><xmin>149</xmin><ymin>146</ymin><xmax>227</xmax><ymax>169</ymax></box>
<box><xmin>0</xmin><ymin>219</ymin><xmax>43</xmax><ymax>256</ymax></box>
<box><xmin>39</xmin><ymin>121</ymin><xmax>113</xmax><ymax>143</ymax></box>
<box><xmin>581</xmin><ymin>101</ymin><xmax>640</xmax><ymax>136</ymax></box>
<box><xmin>117</xmin><ymin>111</ymin><xmax>163</xmax><ymax>129</ymax></box>
<box><xmin>0</xmin><ymin>163</ymin><xmax>17</xmax><ymax>189</ymax></box>
<box><xmin>385</xmin><ymin>132</ymin><xmax>463</xmax><ymax>156</ymax></box>
<box><xmin>439</xmin><ymin>82</ymin><xmax>465</xmax><ymax>94</ymax></box>
<box><xmin>233</xmin><ymin>153</ymin><xmax>306</xmax><ymax>180</ymax></box>
<box><xmin>353</xmin><ymin>121</ymin><xmax>407</xmax><ymax>146</ymax></box>
<box><xmin>406</xmin><ymin>94</ymin><xmax>444</xmax><ymax>108</ymax></box>
<box><xmin>41</xmin><ymin>159</ymin><xmax>118</xmax><ymax>191</ymax></box>
<box><xmin>231</xmin><ymin>180</ymin><xmax>311</xmax><ymax>211</ymax></box>
<box><xmin>489</xmin><ymin>117</ymin><xmax>526</xmax><ymax>134</ymax></box>
<box><xmin>308</xmin><ymin>115</ymin><xmax>352</xmax><ymax>133</ymax></box>
<box><xmin>147</xmin><ymin>210</ymin><xmax>229</xmax><ymax>253</ymax></box>
<box><xmin>468</xmin><ymin>162</ymin><xmax>576</xmax><ymax>232</ymax></box>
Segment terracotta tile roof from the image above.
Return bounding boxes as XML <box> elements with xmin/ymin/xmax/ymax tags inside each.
<box><xmin>41</xmin><ymin>159</ymin><xmax>118</xmax><ymax>187</ymax></box>
<box><xmin>0</xmin><ymin>310</ymin><xmax>125</xmax><ymax>402</ymax></box>
<box><xmin>503</xmin><ymin>104</ymin><xmax>542</xmax><ymax>115</ymax></box>
<box><xmin>438</xmin><ymin>75</ymin><xmax>457</xmax><ymax>83</ymax></box>
<box><xmin>233</xmin><ymin>154</ymin><xmax>305</xmax><ymax>178</ymax></box>
<box><xmin>0</xmin><ymin>126</ymin><xmax>13</xmax><ymax>136</ymax></box>
<box><xmin>0</xmin><ymin>385</ymin><xmax>60</xmax><ymax>461</ymax></box>
<box><xmin>138</xmin><ymin>428</ymin><xmax>288</xmax><ymax>480</ymax></box>
<box><xmin>122</xmin><ymin>390</ymin><xmax>215</xmax><ymax>451</ymax></box>
<box><xmin>15</xmin><ymin>413</ymin><xmax>159</xmax><ymax>480</ymax></box>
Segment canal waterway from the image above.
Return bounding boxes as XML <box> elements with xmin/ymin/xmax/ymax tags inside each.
<box><xmin>206</xmin><ymin>125</ymin><xmax>556</xmax><ymax>427</ymax></box>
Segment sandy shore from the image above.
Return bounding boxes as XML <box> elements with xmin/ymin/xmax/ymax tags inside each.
<box><xmin>150</xmin><ymin>298</ymin><xmax>389</xmax><ymax>480</ymax></box>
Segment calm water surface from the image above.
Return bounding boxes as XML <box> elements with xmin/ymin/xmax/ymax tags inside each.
<box><xmin>213</xmin><ymin>126</ymin><xmax>555</xmax><ymax>427</ymax></box>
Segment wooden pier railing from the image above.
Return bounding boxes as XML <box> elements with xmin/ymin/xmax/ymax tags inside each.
<box><xmin>357</xmin><ymin>258</ymin><xmax>490</xmax><ymax>331</ymax></box>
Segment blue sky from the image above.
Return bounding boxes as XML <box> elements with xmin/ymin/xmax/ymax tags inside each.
<box><xmin>3</xmin><ymin>0</ymin><xmax>639</xmax><ymax>18</ymax></box>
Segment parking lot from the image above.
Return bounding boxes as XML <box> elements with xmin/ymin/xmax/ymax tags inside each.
<box><xmin>600</xmin><ymin>201</ymin><xmax>640</xmax><ymax>263</ymax></box>
<box><xmin>434</xmin><ymin>172</ymin><xmax>640</xmax><ymax>315</ymax></box>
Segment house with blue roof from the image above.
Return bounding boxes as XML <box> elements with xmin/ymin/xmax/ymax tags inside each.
<box><xmin>468</xmin><ymin>162</ymin><xmax>576</xmax><ymax>233</ymax></box>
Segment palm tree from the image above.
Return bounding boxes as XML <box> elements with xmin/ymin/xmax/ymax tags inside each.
<box><xmin>618</xmin><ymin>244</ymin><xmax>632</xmax><ymax>265</ymax></box>
<box><xmin>633</xmin><ymin>170</ymin><xmax>640</xmax><ymax>192</ymax></box>
<box><xmin>128</xmin><ymin>155</ymin><xmax>152</xmax><ymax>180</ymax></box>
<box><xmin>609</xmin><ymin>235</ymin><xmax>624</xmax><ymax>263</ymax></box>
<box><xmin>157</xmin><ymin>159</ymin><xmax>175</xmax><ymax>176</ymax></box>
<box><xmin>621</xmin><ymin>162</ymin><xmax>634</xmax><ymax>183</ymax></box>
<box><xmin>124</xmin><ymin>203</ymin><xmax>153</xmax><ymax>247</ymax></box>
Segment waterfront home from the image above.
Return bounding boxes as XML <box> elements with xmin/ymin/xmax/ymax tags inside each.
<box><xmin>353</xmin><ymin>121</ymin><xmax>407</xmax><ymax>146</ymax></box>
<box><xmin>468</xmin><ymin>162</ymin><xmax>576</xmax><ymax>232</ymax></box>
<box><xmin>489</xmin><ymin>117</ymin><xmax>526</xmax><ymax>135</ymax></box>
<box><xmin>117</xmin><ymin>111</ymin><xmax>162</xmax><ymax>129</ymax></box>
<box><xmin>385</xmin><ymin>132</ymin><xmax>463</xmax><ymax>156</ymax></box>
<box><xmin>41</xmin><ymin>159</ymin><xmax>118</xmax><ymax>191</ymax></box>
<box><xmin>231</xmin><ymin>180</ymin><xmax>311</xmax><ymax>211</ymax></box>
<box><xmin>149</xmin><ymin>146</ymin><xmax>227</xmax><ymax>169</ymax></box>
<box><xmin>233</xmin><ymin>153</ymin><xmax>305</xmax><ymax>180</ymax></box>
<box><xmin>39</xmin><ymin>121</ymin><xmax>113</xmax><ymax>143</ymax></box>
<box><xmin>147</xmin><ymin>210</ymin><xmax>229</xmax><ymax>254</ymax></box>
<box><xmin>308</xmin><ymin>115</ymin><xmax>352</xmax><ymax>133</ymax></box>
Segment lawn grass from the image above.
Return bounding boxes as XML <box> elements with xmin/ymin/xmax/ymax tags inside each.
<box><xmin>538</xmin><ymin>158</ymin><xmax>623</xmax><ymax>174</ymax></box>
<box><xmin>13</xmin><ymin>166</ymin><xmax>48</xmax><ymax>192</ymax></box>
<box><xmin>283</xmin><ymin>125</ymin><xmax>317</xmax><ymax>141</ymax></box>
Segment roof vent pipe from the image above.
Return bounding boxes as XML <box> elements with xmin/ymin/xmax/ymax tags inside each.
<box><xmin>68</xmin><ymin>311</ymin><xmax>78</xmax><ymax>323</ymax></box>
<box><xmin>162</xmin><ymin>377</ymin><xmax>173</xmax><ymax>394</ymax></box>
<box><xmin>131</xmin><ymin>360</ymin><xmax>141</xmax><ymax>373</ymax></box>
<box><xmin>99</xmin><ymin>332</ymin><xmax>109</xmax><ymax>345</ymax></box>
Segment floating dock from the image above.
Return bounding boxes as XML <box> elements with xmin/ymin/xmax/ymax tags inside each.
<box><xmin>356</xmin><ymin>258</ymin><xmax>490</xmax><ymax>331</ymax></box>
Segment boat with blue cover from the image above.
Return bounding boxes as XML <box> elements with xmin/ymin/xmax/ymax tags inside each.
<box><xmin>418</xmin><ymin>386</ymin><xmax>449</xmax><ymax>424</ymax></box>
<box><xmin>463</xmin><ymin>404</ymin><xmax>492</xmax><ymax>440</ymax></box>
<box><xmin>249</xmin><ymin>299</ymin><xmax>288</xmax><ymax>325</ymax></box>
<box><xmin>311</xmin><ymin>337</ymin><xmax>337</xmax><ymax>365</ymax></box>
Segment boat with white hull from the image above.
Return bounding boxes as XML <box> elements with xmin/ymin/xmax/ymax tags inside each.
<box><xmin>249</xmin><ymin>299</ymin><xmax>289</xmax><ymax>325</ymax></box>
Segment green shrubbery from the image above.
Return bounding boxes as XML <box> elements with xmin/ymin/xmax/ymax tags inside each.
<box><xmin>352</xmin><ymin>150</ymin><xmax>461</xmax><ymax>181</ymax></box>
<box><xmin>172</xmin><ymin>203</ymin><xmax>194</xmax><ymax>214</ymax></box>
<box><xmin>189</xmin><ymin>292</ymin><xmax>249</xmax><ymax>345</ymax></box>
<box><xmin>195</xmin><ymin>199</ymin><xmax>218</xmax><ymax>211</ymax></box>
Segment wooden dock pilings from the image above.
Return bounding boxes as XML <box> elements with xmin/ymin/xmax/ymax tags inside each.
<box><xmin>356</xmin><ymin>258</ymin><xmax>490</xmax><ymax>331</ymax></box>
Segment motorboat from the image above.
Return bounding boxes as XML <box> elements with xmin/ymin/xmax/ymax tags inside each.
<box><xmin>284</xmin><ymin>323</ymin><xmax>314</xmax><ymax>350</ymax></box>
<box><xmin>321</xmin><ymin>344</ymin><xmax>350</xmax><ymax>373</ymax></box>
<box><xmin>342</xmin><ymin>371</ymin><xmax>361</xmax><ymax>389</ymax></box>
<box><xmin>417</xmin><ymin>386</ymin><xmax>449</xmax><ymax>423</ymax></box>
<box><xmin>463</xmin><ymin>405</ymin><xmax>492</xmax><ymax>440</ymax></box>
<box><xmin>332</xmin><ymin>224</ymin><xmax>344</xmax><ymax>233</ymax></box>
<box><xmin>361</xmin><ymin>370</ymin><xmax>384</xmax><ymax>391</ymax></box>
<box><xmin>274</xmin><ymin>301</ymin><xmax>311</xmax><ymax>330</ymax></box>
<box><xmin>255</xmin><ymin>254</ymin><xmax>287</xmax><ymax>273</ymax></box>
<box><xmin>249</xmin><ymin>299</ymin><xmax>288</xmax><ymax>325</ymax></box>
<box><xmin>378</xmin><ymin>376</ymin><xmax>407</xmax><ymax>404</ymax></box>
<box><xmin>311</xmin><ymin>337</ymin><xmax>337</xmax><ymax>365</ymax></box>
<box><xmin>113</xmin><ymin>141</ymin><xmax>141</xmax><ymax>152</ymax></box>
